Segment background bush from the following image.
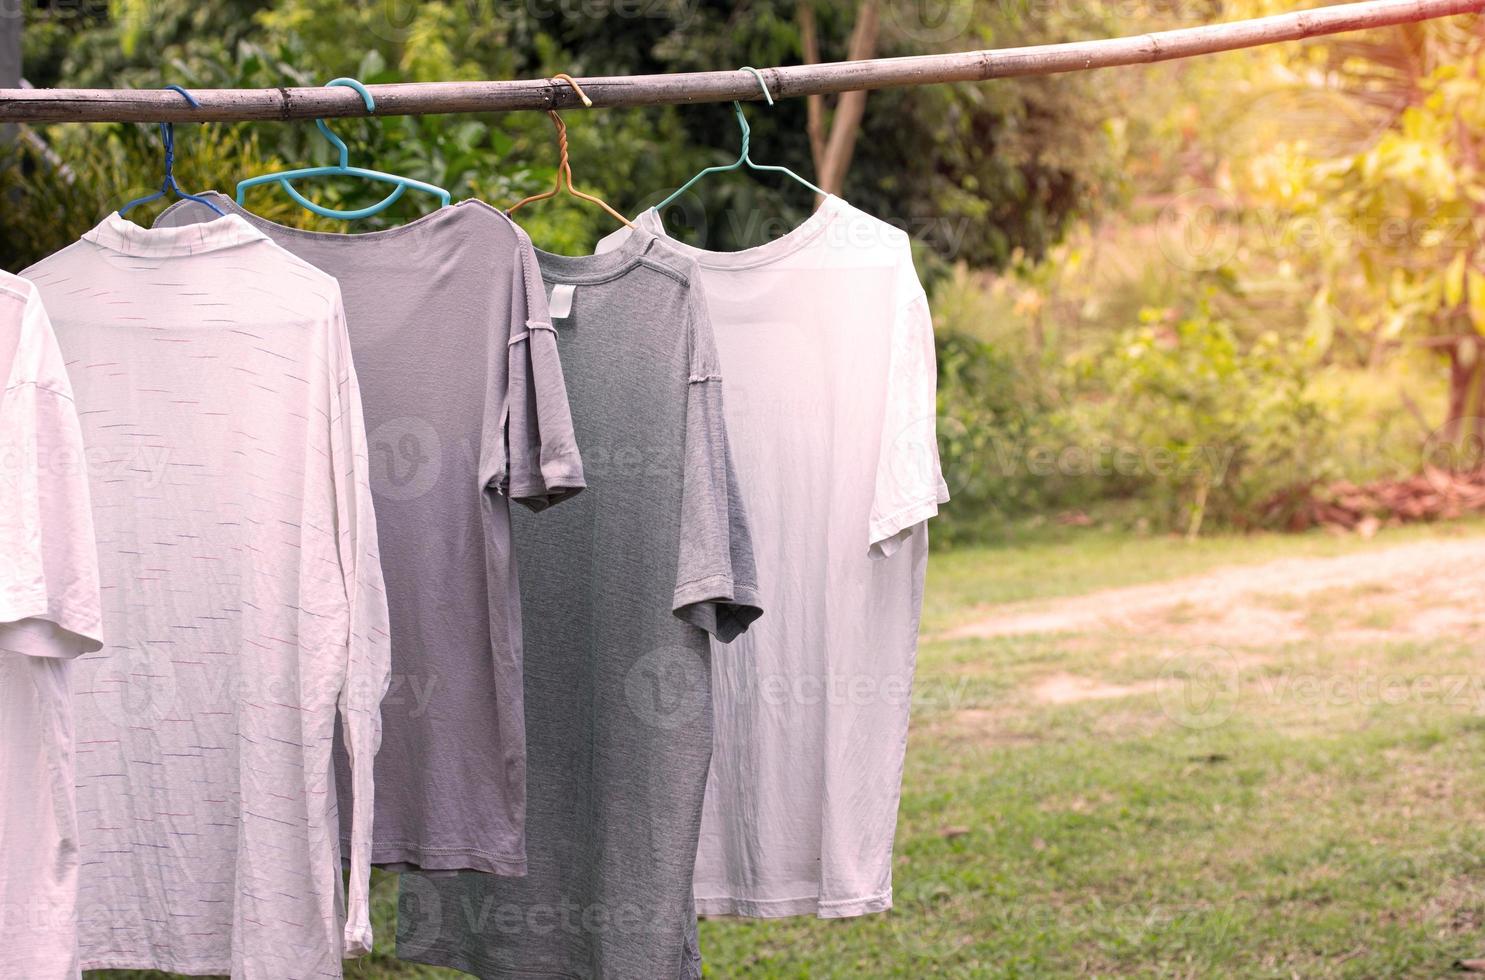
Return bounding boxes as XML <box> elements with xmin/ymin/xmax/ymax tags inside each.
<box><xmin>7</xmin><ymin>1</ymin><xmax>1477</xmax><ymax>545</ymax></box>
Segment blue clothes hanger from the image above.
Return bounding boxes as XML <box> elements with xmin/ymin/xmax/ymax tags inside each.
<box><xmin>118</xmin><ymin>85</ymin><xmax>228</xmax><ymax>219</ymax></box>
<box><xmin>653</xmin><ymin>67</ymin><xmax>826</xmax><ymax>213</ymax></box>
<box><xmin>235</xmin><ymin>78</ymin><xmax>452</xmax><ymax>221</ymax></box>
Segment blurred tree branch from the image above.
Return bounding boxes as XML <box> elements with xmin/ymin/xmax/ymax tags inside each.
<box><xmin>797</xmin><ymin>0</ymin><xmax>880</xmax><ymax>196</ymax></box>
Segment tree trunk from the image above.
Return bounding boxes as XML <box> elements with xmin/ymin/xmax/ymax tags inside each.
<box><xmin>1442</xmin><ymin>337</ymin><xmax>1485</xmax><ymax>470</ymax></box>
<box><xmin>799</xmin><ymin>4</ymin><xmax>828</xmax><ymax>173</ymax></box>
<box><xmin>796</xmin><ymin>0</ymin><xmax>882</xmax><ymax>197</ymax></box>
<box><xmin>817</xmin><ymin>0</ymin><xmax>880</xmax><ymax>195</ymax></box>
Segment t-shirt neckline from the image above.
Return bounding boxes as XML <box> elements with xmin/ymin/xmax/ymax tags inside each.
<box><xmin>159</xmin><ymin>191</ymin><xmax>483</xmax><ymax>246</ymax></box>
<box><xmin>84</xmin><ymin>210</ymin><xmax>268</xmax><ymax>257</ymax></box>
<box><xmin>635</xmin><ymin>194</ymin><xmax>845</xmax><ymax>271</ymax></box>
<box><xmin>533</xmin><ymin>224</ymin><xmax>659</xmax><ymax>285</ymax></box>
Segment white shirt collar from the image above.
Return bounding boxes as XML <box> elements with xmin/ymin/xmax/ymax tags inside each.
<box><xmin>83</xmin><ymin>210</ymin><xmax>269</xmax><ymax>258</ymax></box>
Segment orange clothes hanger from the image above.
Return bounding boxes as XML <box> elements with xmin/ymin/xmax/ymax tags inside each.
<box><xmin>508</xmin><ymin>74</ymin><xmax>633</xmax><ymax>229</ymax></box>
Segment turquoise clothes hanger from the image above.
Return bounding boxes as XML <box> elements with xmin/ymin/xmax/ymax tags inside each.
<box><xmin>119</xmin><ymin>85</ymin><xmax>228</xmax><ymax>219</ymax></box>
<box><xmin>235</xmin><ymin>78</ymin><xmax>452</xmax><ymax>221</ymax></box>
<box><xmin>652</xmin><ymin>67</ymin><xmax>826</xmax><ymax>214</ymax></box>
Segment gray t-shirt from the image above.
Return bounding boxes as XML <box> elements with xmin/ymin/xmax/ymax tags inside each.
<box><xmin>155</xmin><ymin>195</ymin><xmax>585</xmax><ymax>876</ymax></box>
<box><xmin>397</xmin><ymin>229</ymin><xmax>762</xmax><ymax>979</ymax></box>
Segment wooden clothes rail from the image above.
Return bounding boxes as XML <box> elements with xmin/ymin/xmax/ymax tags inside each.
<box><xmin>0</xmin><ymin>0</ymin><xmax>1481</xmax><ymax>124</ymax></box>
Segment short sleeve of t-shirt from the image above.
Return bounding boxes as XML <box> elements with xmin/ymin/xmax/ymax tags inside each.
<box><xmin>867</xmin><ymin>249</ymin><xmax>950</xmax><ymax>559</ymax></box>
<box><xmin>0</xmin><ymin>275</ymin><xmax>103</xmax><ymax>659</ymax></box>
<box><xmin>673</xmin><ymin>281</ymin><xmax>763</xmax><ymax>643</ymax></box>
<box><xmin>503</xmin><ymin>228</ymin><xmax>586</xmax><ymax>509</ymax></box>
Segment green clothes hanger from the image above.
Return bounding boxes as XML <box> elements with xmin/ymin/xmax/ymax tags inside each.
<box><xmin>652</xmin><ymin>67</ymin><xmax>826</xmax><ymax>213</ymax></box>
<box><xmin>235</xmin><ymin>77</ymin><xmax>452</xmax><ymax>221</ymax></box>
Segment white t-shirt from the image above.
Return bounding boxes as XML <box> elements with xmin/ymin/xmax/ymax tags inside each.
<box><xmin>23</xmin><ymin>213</ymin><xmax>391</xmax><ymax>976</ymax></box>
<box><xmin>0</xmin><ymin>270</ymin><xmax>104</xmax><ymax>980</ymax></box>
<box><xmin>600</xmin><ymin>196</ymin><xmax>948</xmax><ymax>918</ymax></box>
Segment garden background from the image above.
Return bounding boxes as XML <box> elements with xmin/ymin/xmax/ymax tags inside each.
<box><xmin>9</xmin><ymin>0</ymin><xmax>1485</xmax><ymax>975</ymax></box>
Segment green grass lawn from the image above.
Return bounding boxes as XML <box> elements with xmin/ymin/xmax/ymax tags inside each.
<box><xmin>90</xmin><ymin>520</ymin><xmax>1485</xmax><ymax>979</ymax></box>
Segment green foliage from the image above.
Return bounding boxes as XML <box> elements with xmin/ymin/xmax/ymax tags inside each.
<box><xmin>935</xmin><ymin>333</ymin><xmax>1053</xmax><ymax>543</ymax></box>
<box><xmin>929</xmin><ymin>220</ymin><xmax>1345</xmax><ymax>542</ymax></box>
<box><xmin>926</xmin><ymin>6</ymin><xmax>1485</xmax><ymax>544</ymax></box>
<box><xmin>1089</xmin><ymin>302</ymin><xmax>1333</xmax><ymax>537</ymax></box>
<box><xmin>931</xmin><ymin>262</ymin><xmax>1088</xmax><ymax>545</ymax></box>
<box><xmin>7</xmin><ymin>0</ymin><xmax>1128</xmax><ymax>270</ymax></box>
<box><xmin>1218</xmin><ymin>13</ymin><xmax>1485</xmax><ymax>451</ymax></box>
<box><xmin>15</xmin><ymin>0</ymin><xmax>1467</xmax><ymax>543</ymax></box>
<box><xmin>0</xmin><ymin>117</ymin><xmax>309</xmax><ymax>263</ymax></box>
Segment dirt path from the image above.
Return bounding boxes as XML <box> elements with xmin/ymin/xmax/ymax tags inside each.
<box><xmin>940</xmin><ymin>535</ymin><xmax>1485</xmax><ymax>644</ymax></box>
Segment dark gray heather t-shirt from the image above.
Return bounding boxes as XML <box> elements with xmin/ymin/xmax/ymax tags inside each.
<box><xmin>397</xmin><ymin>230</ymin><xmax>762</xmax><ymax>979</ymax></box>
<box><xmin>156</xmin><ymin>194</ymin><xmax>585</xmax><ymax>876</ymax></box>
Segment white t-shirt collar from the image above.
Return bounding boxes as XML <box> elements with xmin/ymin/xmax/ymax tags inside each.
<box><xmin>83</xmin><ymin>210</ymin><xmax>268</xmax><ymax>257</ymax></box>
<box><xmin>629</xmin><ymin>194</ymin><xmax>846</xmax><ymax>270</ymax></box>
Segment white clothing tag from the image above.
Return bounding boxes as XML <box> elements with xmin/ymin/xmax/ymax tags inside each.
<box><xmin>549</xmin><ymin>283</ymin><xmax>576</xmax><ymax>319</ymax></box>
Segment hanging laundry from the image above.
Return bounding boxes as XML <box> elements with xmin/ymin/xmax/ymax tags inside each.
<box><xmin>0</xmin><ymin>270</ymin><xmax>104</xmax><ymax>980</ymax></box>
<box><xmin>156</xmin><ymin>193</ymin><xmax>585</xmax><ymax>877</ymax></box>
<box><xmin>599</xmin><ymin>196</ymin><xmax>948</xmax><ymax>919</ymax></box>
<box><xmin>23</xmin><ymin>213</ymin><xmax>390</xmax><ymax>976</ymax></box>
<box><xmin>397</xmin><ymin>229</ymin><xmax>761</xmax><ymax>980</ymax></box>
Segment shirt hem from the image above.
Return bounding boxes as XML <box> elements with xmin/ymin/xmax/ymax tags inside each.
<box><xmin>0</xmin><ymin>612</ymin><xmax>104</xmax><ymax>657</ymax></box>
<box><xmin>695</xmin><ymin>887</ymin><xmax>892</xmax><ymax>919</ymax></box>
<box><xmin>351</xmin><ymin>839</ymin><xmax>528</xmax><ymax>876</ymax></box>
<box><xmin>398</xmin><ymin>943</ymin><xmax>586</xmax><ymax>979</ymax></box>
<box><xmin>0</xmin><ymin>955</ymin><xmax>78</xmax><ymax>980</ymax></box>
<box><xmin>81</xmin><ymin>955</ymin><xmax>233</xmax><ymax>974</ymax></box>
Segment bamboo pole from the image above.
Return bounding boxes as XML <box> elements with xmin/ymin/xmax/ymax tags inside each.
<box><xmin>1</xmin><ymin>0</ymin><xmax>1480</xmax><ymax>124</ymax></box>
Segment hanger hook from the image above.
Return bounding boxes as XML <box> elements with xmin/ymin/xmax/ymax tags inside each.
<box><xmin>162</xmin><ymin>83</ymin><xmax>201</xmax><ymax>109</ymax></box>
<box><xmin>325</xmin><ymin>77</ymin><xmax>376</xmax><ymax>112</ymax></box>
<box><xmin>550</xmin><ymin>72</ymin><xmax>593</xmax><ymax>108</ymax></box>
<box><xmin>547</xmin><ymin>109</ymin><xmax>572</xmax><ymax>189</ymax></box>
<box><xmin>728</xmin><ymin>101</ymin><xmax>753</xmax><ymax>162</ymax></box>
<box><xmin>738</xmin><ymin>66</ymin><xmax>774</xmax><ymax>106</ymax></box>
<box><xmin>730</xmin><ymin>68</ymin><xmax>771</xmax><ymax>162</ymax></box>
<box><xmin>118</xmin><ymin>82</ymin><xmax>226</xmax><ymax>218</ymax></box>
<box><xmin>158</xmin><ymin>85</ymin><xmax>199</xmax><ymax>194</ymax></box>
<box><xmin>510</xmin><ymin>73</ymin><xmax>631</xmax><ymax>227</ymax></box>
<box><xmin>315</xmin><ymin>77</ymin><xmax>375</xmax><ymax>170</ymax></box>
<box><xmin>161</xmin><ymin>123</ymin><xmax>176</xmax><ymax>190</ymax></box>
<box><xmin>545</xmin><ymin>75</ymin><xmax>589</xmax><ymax>189</ymax></box>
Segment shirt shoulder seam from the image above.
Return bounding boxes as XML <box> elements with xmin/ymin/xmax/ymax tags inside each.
<box><xmin>3</xmin><ymin>379</ymin><xmax>75</xmax><ymax>404</ymax></box>
<box><xmin>635</xmin><ymin>255</ymin><xmax>693</xmax><ymax>288</ymax></box>
<box><xmin>0</xmin><ymin>280</ymin><xmax>34</xmax><ymax>305</ymax></box>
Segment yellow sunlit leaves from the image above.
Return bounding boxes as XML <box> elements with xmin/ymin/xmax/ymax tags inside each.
<box><xmin>1470</xmin><ymin>269</ymin><xmax>1485</xmax><ymax>336</ymax></box>
<box><xmin>1446</xmin><ymin>252</ymin><xmax>1467</xmax><ymax>310</ymax></box>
